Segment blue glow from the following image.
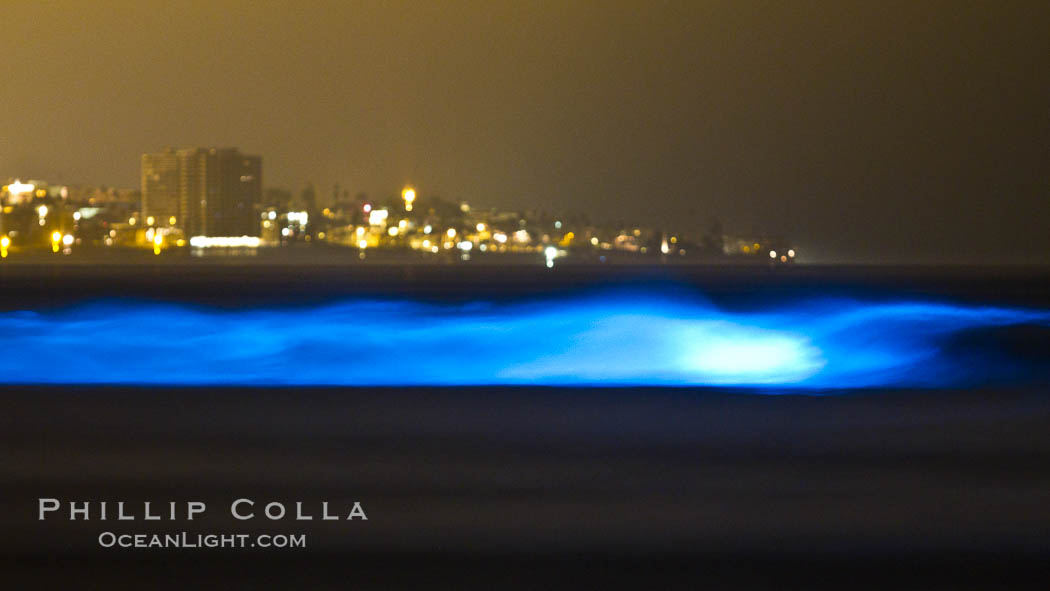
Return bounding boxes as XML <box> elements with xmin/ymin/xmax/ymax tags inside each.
<box><xmin>0</xmin><ymin>290</ymin><xmax>1048</xmax><ymax>388</ymax></box>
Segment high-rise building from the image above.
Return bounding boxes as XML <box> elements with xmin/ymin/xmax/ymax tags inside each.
<box><xmin>140</xmin><ymin>148</ymin><xmax>180</xmax><ymax>226</ymax></box>
<box><xmin>142</xmin><ymin>147</ymin><xmax>262</xmax><ymax>237</ymax></box>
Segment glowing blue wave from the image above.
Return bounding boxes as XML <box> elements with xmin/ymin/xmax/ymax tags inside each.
<box><xmin>0</xmin><ymin>291</ymin><xmax>1048</xmax><ymax>388</ymax></box>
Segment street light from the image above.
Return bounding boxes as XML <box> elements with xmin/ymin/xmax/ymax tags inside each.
<box><xmin>402</xmin><ymin>187</ymin><xmax>416</xmax><ymax>212</ymax></box>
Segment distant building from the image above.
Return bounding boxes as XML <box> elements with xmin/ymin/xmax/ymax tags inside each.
<box><xmin>141</xmin><ymin>148</ymin><xmax>180</xmax><ymax>226</ymax></box>
<box><xmin>141</xmin><ymin>147</ymin><xmax>262</xmax><ymax>237</ymax></box>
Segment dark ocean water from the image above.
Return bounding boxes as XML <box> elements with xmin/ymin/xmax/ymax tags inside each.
<box><xmin>2</xmin><ymin>264</ymin><xmax>1049</xmax><ymax>589</ymax></box>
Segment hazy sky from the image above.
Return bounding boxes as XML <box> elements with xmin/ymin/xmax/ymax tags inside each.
<box><xmin>2</xmin><ymin>1</ymin><xmax>1047</xmax><ymax>262</ymax></box>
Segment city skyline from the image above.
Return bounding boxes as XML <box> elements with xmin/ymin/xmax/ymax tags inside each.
<box><xmin>5</xmin><ymin>147</ymin><xmax>789</xmax><ymax>264</ymax></box>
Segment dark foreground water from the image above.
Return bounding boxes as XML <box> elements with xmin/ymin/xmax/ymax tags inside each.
<box><xmin>1</xmin><ymin>265</ymin><xmax>1049</xmax><ymax>588</ymax></box>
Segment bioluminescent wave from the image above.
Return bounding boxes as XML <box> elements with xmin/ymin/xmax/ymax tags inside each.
<box><xmin>1</xmin><ymin>292</ymin><xmax>1048</xmax><ymax>388</ymax></box>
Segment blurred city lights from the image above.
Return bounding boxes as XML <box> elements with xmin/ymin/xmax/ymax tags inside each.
<box><xmin>402</xmin><ymin>187</ymin><xmax>416</xmax><ymax>212</ymax></box>
<box><xmin>368</xmin><ymin>209</ymin><xmax>388</xmax><ymax>226</ymax></box>
<box><xmin>0</xmin><ymin>169</ymin><xmax>805</xmax><ymax>264</ymax></box>
<box><xmin>6</xmin><ymin>181</ymin><xmax>35</xmax><ymax>198</ymax></box>
<box><xmin>188</xmin><ymin>236</ymin><xmax>261</xmax><ymax>248</ymax></box>
<box><xmin>544</xmin><ymin>245</ymin><xmax>558</xmax><ymax>268</ymax></box>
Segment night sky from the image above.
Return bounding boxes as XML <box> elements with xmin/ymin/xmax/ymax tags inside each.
<box><xmin>2</xmin><ymin>1</ymin><xmax>1047</xmax><ymax>263</ymax></box>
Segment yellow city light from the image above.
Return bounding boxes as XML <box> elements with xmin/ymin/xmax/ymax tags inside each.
<box><xmin>146</xmin><ymin>216</ymin><xmax>155</xmax><ymax>226</ymax></box>
<box><xmin>402</xmin><ymin>187</ymin><xmax>416</xmax><ymax>212</ymax></box>
<box><xmin>5</xmin><ymin>181</ymin><xmax>35</xmax><ymax>196</ymax></box>
<box><xmin>169</xmin><ymin>216</ymin><xmax>177</xmax><ymax>225</ymax></box>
